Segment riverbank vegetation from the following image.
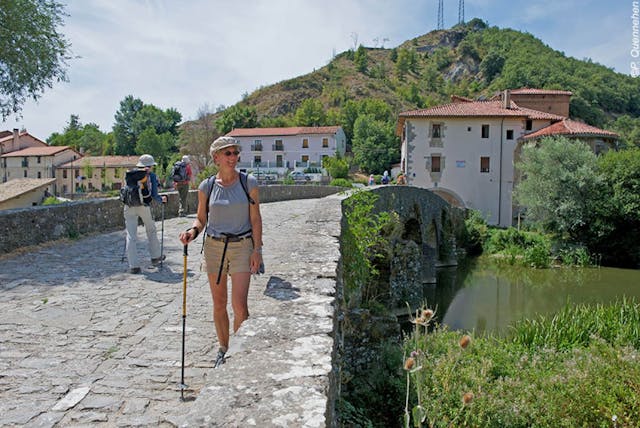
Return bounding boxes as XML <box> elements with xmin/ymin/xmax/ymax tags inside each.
<box><xmin>403</xmin><ymin>299</ymin><xmax>640</xmax><ymax>427</ymax></box>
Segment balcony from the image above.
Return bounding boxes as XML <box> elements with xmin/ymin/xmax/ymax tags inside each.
<box><xmin>251</xmin><ymin>144</ymin><xmax>263</xmax><ymax>151</ymax></box>
<box><xmin>272</xmin><ymin>144</ymin><xmax>284</xmax><ymax>151</ymax></box>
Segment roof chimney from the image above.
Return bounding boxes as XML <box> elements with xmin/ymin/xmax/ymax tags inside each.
<box><xmin>12</xmin><ymin>128</ymin><xmax>19</xmax><ymax>141</ymax></box>
<box><xmin>502</xmin><ymin>90</ymin><xmax>511</xmax><ymax>109</ymax></box>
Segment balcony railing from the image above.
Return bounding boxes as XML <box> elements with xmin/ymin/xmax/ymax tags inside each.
<box><xmin>251</xmin><ymin>144</ymin><xmax>263</xmax><ymax>151</ymax></box>
<box><xmin>272</xmin><ymin>144</ymin><xmax>284</xmax><ymax>151</ymax></box>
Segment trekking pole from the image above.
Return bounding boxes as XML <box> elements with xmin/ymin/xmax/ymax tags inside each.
<box><xmin>180</xmin><ymin>244</ymin><xmax>188</xmax><ymax>401</ymax></box>
<box><xmin>160</xmin><ymin>201</ymin><xmax>165</xmax><ymax>268</ymax></box>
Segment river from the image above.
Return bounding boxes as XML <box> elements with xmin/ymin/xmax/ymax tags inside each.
<box><xmin>419</xmin><ymin>257</ymin><xmax>640</xmax><ymax>335</ymax></box>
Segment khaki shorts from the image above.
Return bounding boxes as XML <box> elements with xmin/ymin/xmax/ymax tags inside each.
<box><xmin>202</xmin><ymin>236</ymin><xmax>253</xmax><ymax>276</ymax></box>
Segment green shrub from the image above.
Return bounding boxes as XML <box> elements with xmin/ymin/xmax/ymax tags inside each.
<box><xmin>42</xmin><ymin>196</ymin><xmax>62</xmax><ymax>205</ymax></box>
<box><xmin>403</xmin><ymin>300</ymin><xmax>640</xmax><ymax>427</ymax></box>
<box><xmin>329</xmin><ymin>178</ymin><xmax>352</xmax><ymax>187</ymax></box>
<box><xmin>461</xmin><ymin>210</ymin><xmax>488</xmax><ymax>255</ymax></box>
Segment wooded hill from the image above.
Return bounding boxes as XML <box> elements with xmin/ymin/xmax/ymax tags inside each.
<box><xmin>235</xmin><ymin>18</ymin><xmax>639</xmax><ymax>129</ymax></box>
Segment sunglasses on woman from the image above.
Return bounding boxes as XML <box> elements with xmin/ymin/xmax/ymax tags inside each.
<box><xmin>223</xmin><ymin>150</ymin><xmax>240</xmax><ymax>156</ymax></box>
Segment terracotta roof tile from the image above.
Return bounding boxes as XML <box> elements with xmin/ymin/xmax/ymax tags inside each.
<box><xmin>0</xmin><ymin>178</ymin><xmax>56</xmax><ymax>203</ymax></box>
<box><xmin>521</xmin><ymin>119</ymin><xmax>619</xmax><ymax>140</ymax></box>
<box><xmin>226</xmin><ymin>126</ymin><xmax>341</xmax><ymax>137</ymax></box>
<box><xmin>1</xmin><ymin>146</ymin><xmax>77</xmax><ymax>157</ymax></box>
<box><xmin>57</xmin><ymin>155</ymin><xmax>139</xmax><ymax>168</ymax></box>
<box><xmin>399</xmin><ymin>100</ymin><xmax>563</xmax><ymax>120</ymax></box>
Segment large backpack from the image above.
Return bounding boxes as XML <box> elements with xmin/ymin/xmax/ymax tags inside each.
<box><xmin>119</xmin><ymin>169</ymin><xmax>151</xmax><ymax>206</ymax></box>
<box><xmin>171</xmin><ymin>161</ymin><xmax>188</xmax><ymax>182</ymax></box>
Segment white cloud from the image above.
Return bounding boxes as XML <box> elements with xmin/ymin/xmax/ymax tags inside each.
<box><xmin>2</xmin><ymin>1</ymin><xmax>633</xmax><ymax>140</ymax></box>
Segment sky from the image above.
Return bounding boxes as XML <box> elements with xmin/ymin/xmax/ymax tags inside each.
<box><xmin>3</xmin><ymin>0</ymin><xmax>638</xmax><ymax>140</ymax></box>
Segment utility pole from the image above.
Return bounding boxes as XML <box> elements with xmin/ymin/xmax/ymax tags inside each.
<box><xmin>437</xmin><ymin>0</ymin><xmax>444</xmax><ymax>30</ymax></box>
<box><xmin>458</xmin><ymin>0</ymin><xmax>465</xmax><ymax>24</ymax></box>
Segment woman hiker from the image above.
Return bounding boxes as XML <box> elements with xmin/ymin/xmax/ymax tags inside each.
<box><xmin>179</xmin><ymin>136</ymin><xmax>263</xmax><ymax>368</ymax></box>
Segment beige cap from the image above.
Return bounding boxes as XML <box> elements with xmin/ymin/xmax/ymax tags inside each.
<box><xmin>210</xmin><ymin>136</ymin><xmax>239</xmax><ymax>156</ymax></box>
<box><xmin>136</xmin><ymin>154</ymin><xmax>156</xmax><ymax>167</ymax></box>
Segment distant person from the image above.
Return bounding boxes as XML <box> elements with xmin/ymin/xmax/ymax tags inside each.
<box><xmin>172</xmin><ymin>155</ymin><xmax>193</xmax><ymax>217</ymax></box>
<box><xmin>122</xmin><ymin>154</ymin><xmax>167</xmax><ymax>274</ymax></box>
<box><xmin>381</xmin><ymin>170</ymin><xmax>390</xmax><ymax>185</ymax></box>
<box><xmin>179</xmin><ymin>136</ymin><xmax>263</xmax><ymax>368</ymax></box>
<box><xmin>396</xmin><ymin>173</ymin><xmax>406</xmax><ymax>185</ymax></box>
<box><xmin>368</xmin><ymin>174</ymin><xmax>375</xmax><ymax>186</ymax></box>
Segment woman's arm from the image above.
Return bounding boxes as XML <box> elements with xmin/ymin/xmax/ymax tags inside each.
<box><xmin>179</xmin><ymin>188</ymin><xmax>209</xmax><ymax>245</ymax></box>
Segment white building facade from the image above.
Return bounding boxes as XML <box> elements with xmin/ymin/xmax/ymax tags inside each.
<box><xmin>398</xmin><ymin>96</ymin><xmax>563</xmax><ymax>227</ymax></box>
<box><xmin>226</xmin><ymin>126</ymin><xmax>346</xmax><ymax>172</ymax></box>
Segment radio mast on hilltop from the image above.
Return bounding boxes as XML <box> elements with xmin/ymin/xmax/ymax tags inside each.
<box><xmin>437</xmin><ymin>0</ymin><xmax>444</xmax><ymax>30</ymax></box>
<box><xmin>458</xmin><ymin>0</ymin><xmax>465</xmax><ymax>24</ymax></box>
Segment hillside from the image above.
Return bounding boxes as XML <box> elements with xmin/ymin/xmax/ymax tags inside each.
<box><xmin>234</xmin><ymin>18</ymin><xmax>639</xmax><ymax>128</ymax></box>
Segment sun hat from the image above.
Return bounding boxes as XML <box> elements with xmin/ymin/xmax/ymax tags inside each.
<box><xmin>136</xmin><ymin>154</ymin><xmax>156</xmax><ymax>167</ymax></box>
<box><xmin>182</xmin><ymin>155</ymin><xmax>190</xmax><ymax>163</ymax></box>
<box><xmin>210</xmin><ymin>136</ymin><xmax>240</xmax><ymax>156</ymax></box>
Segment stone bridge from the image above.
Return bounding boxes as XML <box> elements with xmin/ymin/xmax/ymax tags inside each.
<box><xmin>0</xmin><ymin>185</ymin><xmax>463</xmax><ymax>427</ymax></box>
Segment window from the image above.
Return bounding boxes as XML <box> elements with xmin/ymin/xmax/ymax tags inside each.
<box><xmin>252</xmin><ymin>139</ymin><xmax>263</xmax><ymax>151</ymax></box>
<box><xmin>24</xmin><ymin>170</ymin><xmax>28</xmax><ymax>177</ymax></box>
<box><xmin>302</xmin><ymin>138</ymin><xmax>309</xmax><ymax>148</ymax></box>
<box><xmin>480</xmin><ymin>157</ymin><xmax>490</xmax><ymax>173</ymax></box>
<box><xmin>273</xmin><ymin>139</ymin><xmax>283</xmax><ymax>151</ymax></box>
<box><xmin>431</xmin><ymin>155</ymin><xmax>441</xmax><ymax>173</ymax></box>
<box><xmin>481</xmin><ymin>124</ymin><xmax>490</xmax><ymax>138</ymax></box>
<box><xmin>63</xmin><ymin>170</ymin><xmax>68</xmax><ymax>179</ymax></box>
<box><xmin>525</xmin><ymin>119</ymin><xmax>532</xmax><ymax>131</ymax></box>
<box><xmin>37</xmin><ymin>156</ymin><xmax>41</xmax><ymax>164</ymax></box>
<box><xmin>506</xmin><ymin>130</ymin><xmax>514</xmax><ymax>140</ymax></box>
<box><xmin>432</xmin><ymin>124</ymin><xmax>442</xmax><ymax>138</ymax></box>
<box><xmin>37</xmin><ymin>171</ymin><xmax>41</xmax><ymax>178</ymax></box>
<box><xmin>301</xmin><ymin>155</ymin><xmax>309</xmax><ymax>163</ymax></box>
<box><xmin>254</xmin><ymin>156</ymin><xmax>261</xmax><ymax>166</ymax></box>
<box><xmin>322</xmin><ymin>138</ymin><xmax>328</xmax><ymax>148</ymax></box>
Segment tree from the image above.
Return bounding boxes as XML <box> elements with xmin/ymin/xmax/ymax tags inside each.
<box><xmin>178</xmin><ymin>103</ymin><xmax>220</xmax><ymax>170</ymax></box>
<box><xmin>351</xmin><ymin>114</ymin><xmax>398</xmax><ymax>174</ymax></box>
<box><xmin>323</xmin><ymin>154</ymin><xmax>349</xmax><ymax>179</ymax></box>
<box><xmin>354</xmin><ymin>45</ymin><xmax>368</xmax><ymax>73</ymax></box>
<box><xmin>135</xmin><ymin>128</ymin><xmax>173</xmax><ymax>162</ymax></box>
<box><xmin>113</xmin><ymin>96</ymin><xmax>144</xmax><ymax>155</ymax></box>
<box><xmin>513</xmin><ymin>136</ymin><xmax>604</xmax><ymax>242</ymax></box>
<box><xmin>0</xmin><ymin>0</ymin><xmax>72</xmax><ymax>119</ymax></box>
<box><xmin>294</xmin><ymin>99</ymin><xmax>326</xmax><ymax>126</ymax></box>
<box><xmin>48</xmin><ymin>114</ymin><xmax>109</xmax><ymax>155</ymax></box>
<box><xmin>215</xmin><ymin>104</ymin><xmax>258</xmax><ymax>134</ymax></box>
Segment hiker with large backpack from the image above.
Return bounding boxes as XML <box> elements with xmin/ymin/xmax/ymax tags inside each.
<box><xmin>122</xmin><ymin>154</ymin><xmax>167</xmax><ymax>274</ymax></box>
<box><xmin>179</xmin><ymin>136</ymin><xmax>263</xmax><ymax>368</ymax></box>
<box><xmin>172</xmin><ymin>155</ymin><xmax>193</xmax><ymax>217</ymax></box>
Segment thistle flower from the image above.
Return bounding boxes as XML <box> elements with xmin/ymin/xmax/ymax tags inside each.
<box><xmin>462</xmin><ymin>392</ymin><xmax>474</xmax><ymax>405</ymax></box>
<box><xmin>422</xmin><ymin>309</ymin><xmax>434</xmax><ymax>320</ymax></box>
<box><xmin>404</xmin><ymin>357</ymin><xmax>415</xmax><ymax>371</ymax></box>
<box><xmin>459</xmin><ymin>334</ymin><xmax>472</xmax><ymax>349</ymax></box>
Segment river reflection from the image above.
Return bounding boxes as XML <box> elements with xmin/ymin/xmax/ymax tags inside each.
<box><xmin>416</xmin><ymin>257</ymin><xmax>640</xmax><ymax>336</ymax></box>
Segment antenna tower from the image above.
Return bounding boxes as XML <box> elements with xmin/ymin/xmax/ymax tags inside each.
<box><xmin>458</xmin><ymin>0</ymin><xmax>465</xmax><ymax>24</ymax></box>
<box><xmin>437</xmin><ymin>0</ymin><xmax>444</xmax><ymax>30</ymax></box>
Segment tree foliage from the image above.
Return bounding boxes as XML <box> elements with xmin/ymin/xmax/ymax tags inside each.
<box><xmin>514</xmin><ymin>136</ymin><xmax>603</xmax><ymax>242</ymax></box>
<box><xmin>0</xmin><ymin>0</ymin><xmax>72</xmax><ymax>119</ymax></box>
<box><xmin>294</xmin><ymin>98</ymin><xmax>326</xmax><ymax>126</ymax></box>
<box><xmin>351</xmin><ymin>114</ymin><xmax>398</xmax><ymax>174</ymax></box>
<box><xmin>354</xmin><ymin>45</ymin><xmax>368</xmax><ymax>73</ymax></box>
<box><xmin>112</xmin><ymin>95</ymin><xmax>181</xmax><ymax>161</ymax></box>
<box><xmin>215</xmin><ymin>104</ymin><xmax>258</xmax><ymax>134</ymax></box>
<box><xmin>177</xmin><ymin>104</ymin><xmax>220</xmax><ymax>170</ymax></box>
<box><xmin>48</xmin><ymin>114</ymin><xmax>110</xmax><ymax>155</ymax></box>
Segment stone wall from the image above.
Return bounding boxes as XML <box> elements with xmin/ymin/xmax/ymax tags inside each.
<box><xmin>0</xmin><ymin>185</ymin><xmax>343</xmax><ymax>255</ymax></box>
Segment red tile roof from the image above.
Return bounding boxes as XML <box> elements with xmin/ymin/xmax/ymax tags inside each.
<box><xmin>226</xmin><ymin>126</ymin><xmax>342</xmax><ymax>137</ymax></box>
<box><xmin>57</xmin><ymin>155</ymin><xmax>139</xmax><ymax>168</ymax></box>
<box><xmin>521</xmin><ymin>119</ymin><xmax>619</xmax><ymax>140</ymax></box>
<box><xmin>1</xmin><ymin>146</ymin><xmax>77</xmax><ymax>157</ymax></box>
<box><xmin>509</xmin><ymin>88</ymin><xmax>573</xmax><ymax>96</ymax></box>
<box><xmin>0</xmin><ymin>130</ymin><xmax>47</xmax><ymax>145</ymax></box>
<box><xmin>399</xmin><ymin>100</ymin><xmax>564</xmax><ymax>120</ymax></box>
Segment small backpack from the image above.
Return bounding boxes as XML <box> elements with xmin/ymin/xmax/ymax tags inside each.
<box><xmin>172</xmin><ymin>161</ymin><xmax>188</xmax><ymax>182</ymax></box>
<box><xmin>119</xmin><ymin>169</ymin><xmax>151</xmax><ymax>206</ymax></box>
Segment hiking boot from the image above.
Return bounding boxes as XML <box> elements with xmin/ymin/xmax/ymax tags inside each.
<box><xmin>129</xmin><ymin>267</ymin><xmax>142</xmax><ymax>274</ymax></box>
<box><xmin>151</xmin><ymin>255</ymin><xmax>166</xmax><ymax>265</ymax></box>
<box><xmin>214</xmin><ymin>349</ymin><xmax>226</xmax><ymax>368</ymax></box>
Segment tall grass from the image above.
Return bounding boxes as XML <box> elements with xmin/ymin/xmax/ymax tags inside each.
<box><xmin>403</xmin><ymin>299</ymin><xmax>640</xmax><ymax>427</ymax></box>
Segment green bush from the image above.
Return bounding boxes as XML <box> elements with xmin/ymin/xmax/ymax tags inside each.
<box><xmin>329</xmin><ymin>178</ymin><xmax>352</xmax><ymax>187</ymax></box>
<box><xmin>461</xmin><ymin>210</ymin><xmax>489</xmax><ymax>255</ymax></box>
<box><xmin>403</xmin><ymin>300</ymin><xmax>640</xmax><ymax>427</ymax></box>
<box><xmin>42</xmin><ymin>196</ymin><xmax>62</xmax><ymax>205</ymax></box>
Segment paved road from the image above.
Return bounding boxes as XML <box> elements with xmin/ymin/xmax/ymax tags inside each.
<box><xmin>0</xmin><ymin>195</ymin><xmax>343</xmax><ymax>427</ymax></box>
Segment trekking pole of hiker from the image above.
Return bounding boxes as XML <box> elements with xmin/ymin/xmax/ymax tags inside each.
<box><xmin>180</xmin><ymin>244</ymin><xmax>188</xmax><ymax>401</ymax></box>
<box><xmin>160</xmin><ymin>201</ymin><xmax>165</xmax><ymax>268</ymax></box>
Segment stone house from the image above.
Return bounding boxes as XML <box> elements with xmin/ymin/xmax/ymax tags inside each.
<box><xmin>397</xmin><ymin>88</ymin><xmax>619</xmax><ymax>227</ymax></box>
<box><xmin>55</xmin><ymin>155</ymin><xmax>140</xmax><ymax>195</ymax></box>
